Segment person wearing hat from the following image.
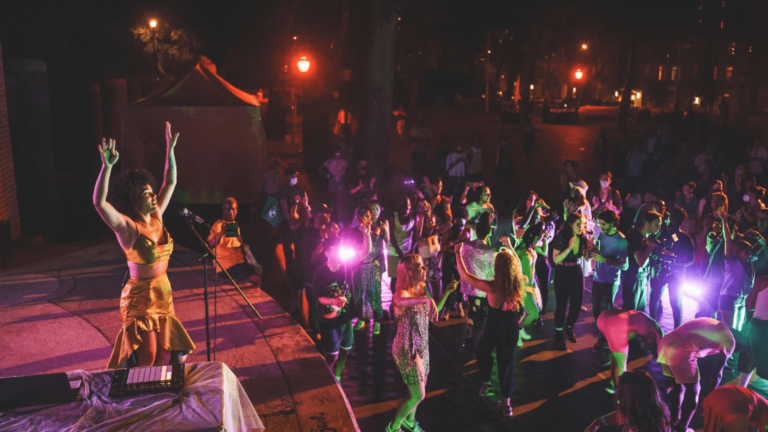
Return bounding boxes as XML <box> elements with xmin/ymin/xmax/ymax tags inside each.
<box><xmin>207</xmin><ymin>197</ymin><xmax>263</xmax><ymax>287</ymax></box>
<box><xmin>564</xmin><ymin>179</ymin><xmax>592</xmax><ymax>222</ymax></box>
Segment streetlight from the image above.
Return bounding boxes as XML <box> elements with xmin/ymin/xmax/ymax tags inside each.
<box><xmin>149</xmin><ymin>19</ymin><xmax>159</xmax><ymax>80</ymax></box>
<box><xmin>297</xmin><ymin>56</ymin><xmax>310</xmax><ymax>73</ymax></box>
<box><xmin>575</xmin><ymin>69</ymin><xmax>584</xmax><ymax>80</ymax></box>
<box><xmin>581</xmin><ymin>43</ymin><xmax>588</xmax><ymax>50</ymax></box>
<box><xmin>293</xmin><ymin>56</ymin><xmax>311</xmax><ymax>152</ymax></box>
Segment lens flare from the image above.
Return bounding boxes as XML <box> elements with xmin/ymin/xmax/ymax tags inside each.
<box><xmin>682</xmin><ymin>282</ymin><xmax>701</xmax><ymax>297</ymax></box>
<box><xmin>338</xmin><ymin>246</ymin><xmax>355</xmax><ymax>262</ymax></box>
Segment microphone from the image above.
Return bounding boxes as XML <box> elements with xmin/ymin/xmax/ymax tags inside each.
<box><xmin>180</xmin><ymin>208</ymin><xmax>206</xmax><ymax>225</ymax></box>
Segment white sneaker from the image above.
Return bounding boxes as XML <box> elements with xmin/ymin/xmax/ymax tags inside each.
<box><xmin>519</xmin><ymin>328</ymin><xmax>532</xmax><ymax>340</ymax></box>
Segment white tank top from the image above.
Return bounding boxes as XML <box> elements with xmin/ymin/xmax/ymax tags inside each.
<box><xmin>388</xmin><ymin>212</ymin><xmax>415</xmax><ymax>256</ymax></box>
<box><xmin>754</xmin><ymin>288</ymin><xmax>768</xmax><ymax>320</ymax></box>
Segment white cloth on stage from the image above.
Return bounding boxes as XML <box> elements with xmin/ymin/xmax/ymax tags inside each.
<box><xmin>0</xmin><ymin>362</ymin><xmax>264</xmax><ymax>432</ymax></box>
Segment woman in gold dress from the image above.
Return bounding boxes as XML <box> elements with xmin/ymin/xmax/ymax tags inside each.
<box><xmin>94</xmin><ymin>122</ymin><xmax>195</xmax><ymax>368</ymax></box>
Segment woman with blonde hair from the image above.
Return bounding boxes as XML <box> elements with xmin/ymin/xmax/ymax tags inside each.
<box><xmin>387</xmin><ymin>254</ymin><xmax>457</xmax><ymax>432</ymax></box>
<box><xmin>456</xmin><ymin>234</ymin><xmax>525</xmax><ymax>417</ymax></box>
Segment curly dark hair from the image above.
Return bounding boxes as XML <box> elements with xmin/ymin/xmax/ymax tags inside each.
<box><xmin>108</xmin><ymin>169</ymin><xmax>158</xmax><ymax>217</ymax></box>
<box><xmin>521</xmin><ymin>222</ymin><xmax>544</xmax><ymax>249</ymax></box>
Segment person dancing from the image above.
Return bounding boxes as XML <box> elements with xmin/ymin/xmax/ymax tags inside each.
<box><xmin>456</xmin><ymin>234</ymin><xmax>525</xmax><ymax>417</ymax></box>
<box><xmin>387</xmin><ymin>255</ymin><xmax>457</xmax><ymax>432</ymax></box>
<box><xmin>702</xmin><ymin>385</ymin><xmax>768</xmax><ymax>432</ymax></box>
<box><xmin>95</xmin><ymin>123</ymin><xmax>196</xmax><ymax>368</ymax></box>
<box><xmin>514</xmin><ymin>223</ymin><xmax>546</xmax><ymax>344</ymax></box>
<box><xmin>552</xmin><ymin>212</ymin><xmax>588</xmax><ymax>350</ymax></box>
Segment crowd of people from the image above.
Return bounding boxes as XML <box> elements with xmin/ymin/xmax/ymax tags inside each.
<box><xmin>94</xmin><ymin>116</ymin><xmax>768</xmax><ymax>432</ymax></box>
<box><xmin>272</xmin><ymin>111</ymin><xmax>768</xmax><ymax>432</ymax></box>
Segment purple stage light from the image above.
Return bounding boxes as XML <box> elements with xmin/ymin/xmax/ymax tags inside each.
<box><xmin>338</xmin><ymin>245</ymin><xmax>356</xmax><ymax>262</ymax></box>
<box><xmin>682</xmin><ymin>282</ymin><xmax>702</xmax><ymax>297</ymax></box>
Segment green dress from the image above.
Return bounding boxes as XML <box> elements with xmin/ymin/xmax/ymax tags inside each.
<box><xmin>353</xmin><ymin>231</ymin><xmax>385</xmax><ymax>321</ymax></box>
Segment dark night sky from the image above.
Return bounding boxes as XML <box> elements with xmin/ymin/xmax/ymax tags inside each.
<box><xmin>0</xmin><ymin>0</ymin><xmax>524</xmax><ymax>82</ymax></box>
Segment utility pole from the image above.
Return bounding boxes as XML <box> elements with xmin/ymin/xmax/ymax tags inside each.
<box><xmin>485</xmin><ymin>28</ymin><xmax>490</xmax><ymax>112</ymax></box>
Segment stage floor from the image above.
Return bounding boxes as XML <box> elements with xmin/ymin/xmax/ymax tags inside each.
<box><xmin>340</xmin><ymin>274</ymin><xmax>768</xmax><ymax>432</ymax></box>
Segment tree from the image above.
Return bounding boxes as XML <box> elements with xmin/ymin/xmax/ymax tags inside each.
<box><xmin>358</xmin><ymin>0</ymin><xmax>399</xmax><ymax>178</ymax></box>
<box><xmin>132</xmin><ymin>21</ymin><xmax>200</xmax><ymax>79</ymax></box>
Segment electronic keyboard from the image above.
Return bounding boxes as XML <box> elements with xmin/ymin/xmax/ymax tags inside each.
<box><xmin>108</xmin><ymin>364</ymin><xmax>185</xmax><ymax>398</ymax></box>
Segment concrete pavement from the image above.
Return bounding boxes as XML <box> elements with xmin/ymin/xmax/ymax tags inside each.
<box><xmin>0</xmin><ymin>241</ymin><xmax>359</xmax><ymax>432</ymax></box>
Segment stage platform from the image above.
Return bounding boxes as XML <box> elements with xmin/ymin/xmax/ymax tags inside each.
<box><xmin>0</xmin><ymin>242</ymin><xmax>359</xmax><ymax>432</ymax></box>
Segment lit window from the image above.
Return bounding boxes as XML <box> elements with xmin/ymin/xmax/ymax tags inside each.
<box><xmin>659</xmin><ymin>66</ymin><xmax>664</xmax><ymax>81</ymax></box>
<box><xmin>714</xmin><ymin>66</ymin><xmax>718</xmax><ymax>80</ymax></box>
<box><xmin>726</xmin><ymin>67</ymin><xmax>733</xmax><ymax>82</ymax></box>
<box><xmin>672</xmin><ymin>66</ymin><xmax>679</xmax><ymax>81</ymax></box>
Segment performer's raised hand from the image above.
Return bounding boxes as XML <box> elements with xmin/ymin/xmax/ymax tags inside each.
<box><xmin>165</xmin><ymin>121</ymin><xmax>179</xmax><ymax>150</ymax></box>
<box><xmin>98</xmin><ymin>138</ymin><xmax>119</xmax><ymax>167</ymax></box>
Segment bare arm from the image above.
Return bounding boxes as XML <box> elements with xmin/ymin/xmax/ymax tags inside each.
<box><xmin>460</xmin><ymin>184</ymin><xmax>471</xmax><ymax>205</ymax></box>
<box><xmin>455</xmin><ymin>243</ymin><xmax>494</xmax><ymax>294</ymax></box>
<box><xmin>92</xmin><ymin>138</ymin><xmax>134</xmax><ymax>246</ymax></box>
<box><xmin>207</xmin><ymin>221</ymin><xmax>226</xmax><ymax>249</ymax></box>
<box><xmin>582</xmin><ymin>411</ymin><xmax>622</xmax><ymax>432</ymax></box>
<box><xmin>435</xmin><ymin>280</ymin><xmax>458</xmax><ymax>312</ymax></box>
<box><xmin>156</xmin><ymin>122</ymin><xmax>179</xmax><ymax>219</ymax></box>
<box><xmin>394</xmin><ymin>289</ymin><xmax>430</xmax><ymax>307</ymax></box>
<box><xmin>553</xmin><ymin>236</ymin><xmax>577</xmax><ymax>265</ymax></box>
<box><xmin>718</xmin><ymin>210</ymin><xmax>732</xmax><ymax>259</ymax></box>
<box><xmin>533</xmin><ymin>237</ymin><xmax>548</xmax><ymax>257</ymax></box>
<box><xmin>414</xmin><ymin>212</ymin><xmax>425</xmax><ymax>240</ymax></box>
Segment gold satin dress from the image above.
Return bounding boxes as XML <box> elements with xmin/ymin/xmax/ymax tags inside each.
<box><xmin>107</xmin><ymin>223</ymin><xmax>196</xmax><ymax>368</ymax></box>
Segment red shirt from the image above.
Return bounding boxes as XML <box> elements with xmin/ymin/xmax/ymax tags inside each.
<box><xmin>703</xmin><ymin>385</ymin><xmax>768</xmax><ymax>432</ymax></box>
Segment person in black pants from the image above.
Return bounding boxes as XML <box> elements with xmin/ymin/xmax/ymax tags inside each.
<box><xmin>534</xmin><ymin>221</ymin><xmax>554</xmax><ymax>327</ymax></box>
<box><xmin>551</xmin><ymin>213</ymin><xmax>588</xmax><ymax>350</ymax></box>
<box><xmin>648</xmin><ymin>208</ymin><xmax>695</xmax><ymax>329</ymax></box>
<box><xmin>439</xmin><ymin>207</ymin><xmax>469</xmax><ymax>319</ymax></box>
<box><xmin>621</xmin><ymin>211</ymin><xmax>663</xmax><ymax>312</ymax></box>
<box><xmin>455</xmin><ymin>237</ymin><xmax>525</xmax><ymax>418</ymax></box>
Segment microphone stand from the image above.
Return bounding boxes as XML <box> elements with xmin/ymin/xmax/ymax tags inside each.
<box><xmin>198</xmin><ymin>251</ymin><xmax>212</xmax><ymax>361</ymax></box>
<box><xmin>183</xmin><ymin>217</ymin><xmax>263</xmax><ymax>360</ymax></box>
